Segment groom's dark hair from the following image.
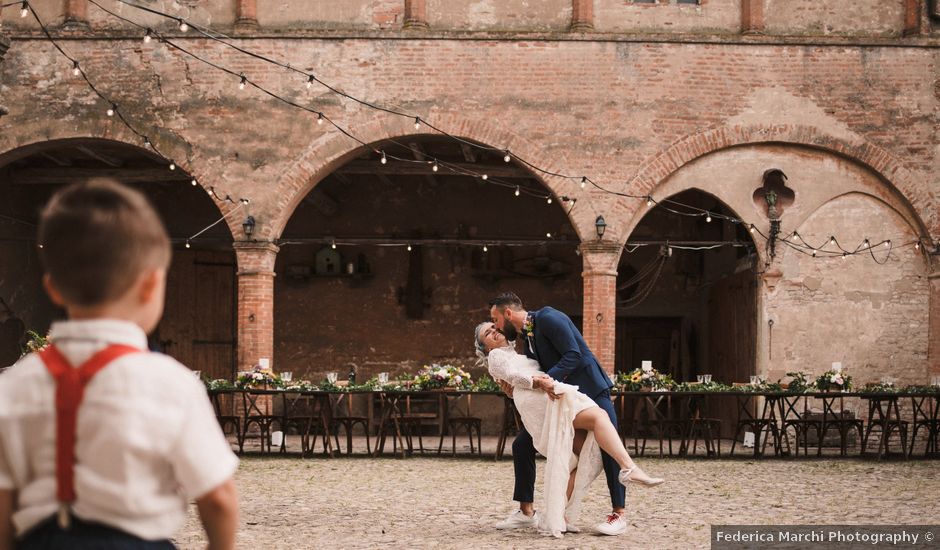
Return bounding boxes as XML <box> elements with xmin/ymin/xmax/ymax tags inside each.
<box><xmin>489</xmin><ymin>292</ymin><xmax>525</xmax><ymax>311</ymax></box>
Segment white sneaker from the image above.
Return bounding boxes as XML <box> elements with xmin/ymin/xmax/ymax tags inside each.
<box><xmin>595</xmin><ymin>512</ymin><xmax>628</xmax><ymax>536</ymax></box>
<box><xmin>494</xmin><ymin>510</ymin><xmax>538</xmax><ymax>530</ymax></box>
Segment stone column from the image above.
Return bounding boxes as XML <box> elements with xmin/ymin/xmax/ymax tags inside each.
<box><xmin>235</xmin><ymin>0</ymin><xmax>259</xmax><ymax>30</ymax></box>
<box><xmin>234</xmin><ymin>241</ymin><xmax>278</xmax><ymax>371</ymax></box>
<box><xmin>403</xmin><ymin>0</ymin><xmax>428</xmax><ymax>29</ymax></box>
<box><xmin>63</xmin><ymin>0</ymin><xmax>89</xmax><ymax>29</ymax></box>
<box><xmin>929</xmin><ymin>271</ymin><xmax>940</xmax><ymax>377</ymax></box>
<box><xmin>741</xmin><ymin>0</ymin><xmax>764</xmax><ymax>34</ymax></box>
<box><xmin>570</xmin><ymin>0</ymin><xmax>594</xmax><ymax>32</ymax></box>
<box><xmin>580</xmin><ymin>241</ymin><xmax>621</xmax><ymax>374</ymax></box>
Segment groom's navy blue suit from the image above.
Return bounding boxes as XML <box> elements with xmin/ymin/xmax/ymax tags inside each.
<box><xmin>512</xmin><ymin>307</ymin><xmax>626</xmax><ymax>509</ymax></box>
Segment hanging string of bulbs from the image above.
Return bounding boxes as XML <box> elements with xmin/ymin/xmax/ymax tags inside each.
<box><xmin>8</xmin><ymin>0</ymin><xmax>937</xmax><ymax>261</ymax></box>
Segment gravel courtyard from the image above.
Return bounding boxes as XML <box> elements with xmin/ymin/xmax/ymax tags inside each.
<box><xmin>173</xmin><ymin>456</ymin><xmax>940</xmax><ymax>549</ymax></box>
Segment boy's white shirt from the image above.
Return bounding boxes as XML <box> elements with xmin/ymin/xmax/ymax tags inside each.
<box><xmin>0</xmin><ymin>318</ymin><xmax>238</xmax><ymax>540</ymax></box>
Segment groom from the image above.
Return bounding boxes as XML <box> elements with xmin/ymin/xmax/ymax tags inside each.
<box><xmin>489</xmin><ymin>292</ymin><xmax>628</xmax><ymax>536</ymax></box>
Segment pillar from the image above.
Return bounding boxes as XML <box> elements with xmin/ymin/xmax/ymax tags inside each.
<box><xmin>929</xmin><ymin>271</ymin><xmax>940</xmax><ymax>377</ymax></box>
<box><xmin>741</xmin><ymin>0</ymin><xmax>764</xmax><ymax>34</ymax></box>
<box><xmin>63</xmin><ymin>0</ymin><xmax>89</xmax><ymax>29</ymax></box>
<box><xmin>234</xmin><ymin>241</ymin><xmax>278</xmax><ymax>371</ymax></box>
<box><xmin>580</xmin><ymin>241</ymin><xmax>621</xmax><ymax>375</ymax></box>
<box><xmin>403</xmin><ymin>0</ymin><xmax>428</xmax><ymax>29</ymax></box>
<box><xmin>903</xmin><ymin>0</ymin><xmax>923</xmax><ymax>35</ymax></box>
<box><xmin>0</xmin><ymin>33</ymin><xmax>9</xmax><ymax>119</ymax></box>
<box><xmin>235</xmin><ymin>0</ymin><xmax>258</xmax><ymax>30</ymax></box>
<box><xmin>570</xmin><ymin>0</ymin><xmax>593</xmax><ymax>32</ymax></box>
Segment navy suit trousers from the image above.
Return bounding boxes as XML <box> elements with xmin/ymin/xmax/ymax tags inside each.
<box><xmin>512</xmin><ymin>390</ymin><xmax>626</xmax><ymax>509</ymax></box>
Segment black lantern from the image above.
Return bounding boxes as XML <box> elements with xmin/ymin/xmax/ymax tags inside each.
<box><xmin>595</xmin><ymin>215</ymin><xmax>607</xmax><ymax>239</ymax></box>
<box><xmin>242</xmin><ymin>215</ymin><xmax>255</xmax><ymax>238</ymax></box>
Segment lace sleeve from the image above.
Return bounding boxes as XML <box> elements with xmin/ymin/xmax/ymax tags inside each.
<box><xmin>487</xmin><ymin>349</ymin><xmax>534</xmax><ymax>390</ymax></box>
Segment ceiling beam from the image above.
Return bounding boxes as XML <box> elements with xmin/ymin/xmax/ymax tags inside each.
<box><xmin>6</xmin><ymin>167</ymin><xmax>191</xmax><ymax>185</ymax></box>
<box><xmin>336</xmin><ymin>159</ymin><xmax>528</xmax><ymax>179</ymax></box>
<box><xmin>75</xmin><ymin>146</ymin><xmax>124</xmax><ymax>167</ymax></box>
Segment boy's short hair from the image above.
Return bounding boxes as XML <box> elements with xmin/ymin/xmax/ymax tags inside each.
<box><xmin>489</xmin><ymin>292</ymin><xmax>525</xmax><ymax>311</ymax></box>
<box><xmin>38</xmin><ymin>178</ymin><xmax>172</xmax><ymax>307</ymax></box>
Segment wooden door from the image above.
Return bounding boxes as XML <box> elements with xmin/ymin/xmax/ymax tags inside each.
<box><xmin>615</xmin><ymin>317</ymin><xmax>681</xmax><ymax>377</ymax></box>
<box><xmin>158</xmin><ymin>250</ymin><xmax>236</xmax><ymax>380</ymax></box>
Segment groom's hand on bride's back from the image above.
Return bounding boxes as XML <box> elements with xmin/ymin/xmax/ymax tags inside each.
<box><xmin>498</xmin><ymin>379</ymin><xmax>514</xmax><ymax>397</ymax></box>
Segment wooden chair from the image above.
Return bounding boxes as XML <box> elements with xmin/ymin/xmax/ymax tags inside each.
<box><xmin>437</xmin><ymin>393</ymin><xmax>482</xmax><ymax>457</ymax></box>
<box><xmin>280</xmin><ymin>392</ymin><xmax>315</xmax><ymax>454</ymax></box>
<box><xmin>210</xmin><ymin>391</ymin><xmax>244</xmax><ymax>454</ymax></box>
<box><xmin>240</xmin><ymin>391</ymin><xmax>283</xmax><ymax>453</ymax></box>
<box><xmin>331</xmin><ymin>393</ymin><xmax>371</xmax><ymax>455</ymax></box>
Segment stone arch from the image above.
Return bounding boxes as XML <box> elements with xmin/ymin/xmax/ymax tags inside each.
<box><xmin>0</xmin><ymin>124</ymin><xmax>242</xmax><ymax>240</ymax></box>
<box><xmin>266</xmin><ymin>113</ymin><xmax>590</xmax><ymax>241</ymax></box>
<box><xmin>621</xmin><ymin>124</ymin><xmax>933</xmax><ymax>246</ymax></box>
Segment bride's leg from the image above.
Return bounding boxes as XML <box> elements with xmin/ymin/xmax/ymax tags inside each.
<box><xmin>572</xmin><ymin>408</ymin><xmax>636</xmax><ymax>470</ymax></box>
<box><xmin>567</xmin><ymin>430</ymin><xmax>587</xmax><ymax>500</ymax></box>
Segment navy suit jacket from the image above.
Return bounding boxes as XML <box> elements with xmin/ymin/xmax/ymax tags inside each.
<box><xmin>523</xmin><ymin>307</ymin><xmax>613</xmax><ymax>399</ymax></box>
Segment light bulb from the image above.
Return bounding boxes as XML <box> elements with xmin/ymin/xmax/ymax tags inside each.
<box><xmin>504</xmin><ymin>151</ymin><xmax>511</xmax><ymax>163</ymax></box>
<box><xmin>581</xmin><ymin>177</ymin><xmax>586</xmax><ymax>189</ymax></box>
<box><xmin>546</xmin><ymin>197</ymin><xmax>552</xmax><ymax>204</ymax></box>
<box><xmin>143</xmin><ymin>29</ymin><xmax>152</xmax><ymax>43</ymax></box>
<box><xmin>646</xmin><ymin>196</ymin><xmax>654</xmax><ymax>207</ymax></box>
<box><xmin>407</xmin><ymin>244</ymin><xmax>412</xmax><ymax>251</ymax></box>
<box><xmin>317</xmin><ymin>113</ymin><xmax>323</xmax><ymax>125</ymax></box>
<box><xmin>863</xmin><ymin>239</ymin><xmax>870</xmax><ymax>248</ymax></box>
<box><xmin>884</xmin><ymin>240</ymin><xmax>891</xmax><ymax>247</ymax></box>
<box><xmin>841</xmin><ymin>253</ymin><xmax>847</xmax><ymax>260</ymax></box>
<box><xmin>514</xmin><ymin>186</ymin><xmax>520</xmax><ymax>197</ymax></box>
<box><xmin>481</xmin><ymin>174</ymin><xmax>487</xmax><ymax>180</ymax></box>
<box><xmin>239</xmin><ymin>76</ymin><xmax>247</xmax><ymax>90</ymax></box>
<box><xmin>169</xmin><ymin>163</ymin><xmax>176</xmax><ymax>171</ymax></box>
<box><xmin>72</xmin><ymin>61</ymin><xmax>80</xmax><ymax>76</ymax></box>
<box><xmin>432</xmin><ymin>162</ymin><xmax>439</xmax><ymax>172</ymax></box>
<box><xmin>546</xmin><ymin>232</ymin><xmax>552</xmax><ymax>238</ymax></box>
<box><xmin>106</xmin><ymin>105</ymin><xmax>115</xmax><ymax>117</ymax></box>
<box><xmin>380</xmin><ymin>152</ymin><xmax>387</xmax><ymax>165</ymax></box>
<box><xmin>331</xmin><ymin>241</ymin><xmax>336</xmax><ymax>250</ymax></box>
<box><xmin>178</xmin><ymin>19</ymin><xmax>188</xmax><ymax>32</ymax></box>
<box><xmin>749</xmin><ymin>224</ymin><xmax>756</xmax><ymax>234</ymax></box>
<box><xmin>38</xmin><ymin>244</ymin><xmax>44</xmax><ymax>249</ymax></box>
<box><xmin>20</xmin><ymin>2</ymin><xmax>28</xmax><ymax>18</ymax></box>
<box><xmin>705</xmin><ymin>213</ymin><xmax>712</xmax><ymax>223</ymax></box>
<box><xmin>483</xmin><ymin>245</ymin><xmax>488</xmax><ymax>252</ymax></box>
<box><xmin>185</xmin><ymin>240</ymin><xmax>191</xmax><ymax>249</ymax></box>
<box><xmin>811</xmin><ymin>250</ymin><xmax>817</xmax><ymax>257</ymax></box>
<box><xmin>306</xmin><ymin>76</ymin><xmax>314</xmax><ymax>89</ymax></box>
<box><xmin>191</xmin><ymin>179</ymin><xmax>197</xmax><ymax>186</ymax></box>
<box><xmin>829</xmin><ymin>237</ymin><xmax>836</xmax><ymax>245</ymax></box>
<box><xmin>914</xmin><ymin>242</ymin><xmax>920</xmax><ymax>251</ymax></box>
<box><xmin>143</xmin><ymin>138</ymin><xmax>152</xmax><ymax>148</ymax></box>
<box><xmin>414</xmin><ymin>117</ymin><xmax>420</xmax><ymax>130</ymax></box>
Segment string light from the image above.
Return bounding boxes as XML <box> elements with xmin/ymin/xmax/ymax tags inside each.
<box><xmin>19</xmin><ymin>1</ymin><xmax>28</xmax><ymax>17</ymax></box>
<box><xmin>829</xmin><ymin>236</ymin><xmax>836</xmax><ymax>246</ymax></box>
<box><xmin>413</xmin><ymin>117</ymin><xmax>421</xmax><ymax>130</ymax></box>
<box><xmin>380</xmin><ymin>152</ymin><xmax>387</xmax><ymax>165</ymax></box>
<box><xmin>185</xmin><ymin>240</ymin><xmax>191</xmax><ymax>249</ymax></box>
<box><xmin>432</xmin><ymin>162</ymin><xmax>439</xmax><ymax>172</ymax></box>
<box><xmin>178</xmin><ymin>18</ymin><xmax>188</xmax><ymax>32</ymax></box>
<box><xmin>581</xmin><ymin>177</ymin><xmax>586</xmax><ymax>189</ymax></box>
<box><xmin>143</xmin><ymin>138</ymin><xmax>152</xmax><ymax>149</ymax></box>
<box><xmin>482</xmin><ymin>245</ymin><xmax>488</xmax><ymax>252</ymax></box>
<box><xmin>168</xmin><ymin>162</ymin><xmax>176</xmax><ymax>171</ymax></box>
<box><xmin>811</xmin><ymin>250</ymin><xmax>817</xmax><ymax>257</ymax></box>
<box><xmin>884</xmin><ymin>240</ymin><xmax>891</xmax><ymax>248</ymax></box>
<box><xmin>71</xmin><ymin>61</ymin><xmax>80</xmax><ymax>76</ymax></box>
<box><xmin>240</xmin><ymin>198</ymin><xmax>250</xmax><ymax>205</ymax></box>
<box><xmin>705</xmin><ymin>212</ymin><xmax>712</xmax><ymax>223</ymax></box>
<box><xmin>106</xmin><ymin>104</ymin><xmax>116</xmax><ymax>117</ymax></box>
<box><xmin>863</xmin><ymin>239</ymin><xmax>870</xmax><ymax>249</ymax></box>
<box><xmin>306</xmin><ymin>75</ymin><xmax>315</xmax><ymax>89</ymax></box>
<box><xmin>143</xmin><ymin>28</ymin><xmax>153</xmax><ymax>43</ymax></box>
<box><xmin>406</xmin><ymin>244</ymin><xmax>412</xmax><ymax>251</ymax></box>
<box><xmin>481</xmin><ymin>174</ymin><xmax>488</xmax><ymax>180</ymax></box>
<box><xmin>749</xmin><ymin>224</ymin><xmax>756</xmax><ymax>234</ymax></box>
<box><xmin>238</xmin><ymin>75</ymin><xmax>247</xmax><ymax>90</ymax></box>
<box><xmin>331</xmin><ymin>240</ymin><xmax>337</xmax><ymax>250</ymax></box>
<box><xmin>503</xmin><ymin>151</ymin><xmax>511</xmax><ymax>163</ymax></box>
<box><xmin>514</xmin><ymin>186</ymin><xmax>520</xmax><ymax>197</ymax></box>
<box><xmin>316</xmin><ymin>113</ymin><xmax>323</xmax><ymax>125</ymax></box>
<box><xmin>646</xmin><ymin>196</ymin><xmax>654</xmax><ymax>207</ymax></box>
<box><xmin>191</xmin><ymin>178</ymin><xmax>198</xmax><ymax>186</ymax></box>
<box><xmin>546</xmin><ymin>232</ymin><xmax>552</xmax><ymax>238</ymax></box>
<box><xmin>915</xmin><ymin>241</ymin><xmax>920</xmax><ymax>251</ymax></box>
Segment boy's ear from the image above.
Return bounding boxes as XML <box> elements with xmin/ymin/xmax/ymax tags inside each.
<box><xmin>42</xmin><ymin>274</ymin><xmax>67</xmax><ymax>307</ymax></box>
<box><xmin>137</xmin><ymin>269</ymin><xmax>165</xmax><ymax>304</ymax></box>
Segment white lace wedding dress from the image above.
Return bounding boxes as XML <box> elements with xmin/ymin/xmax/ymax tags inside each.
<box><xmin>487</xmin><ymin>346</ymin><xmax>603</xmax><ymax>538</ymax></box>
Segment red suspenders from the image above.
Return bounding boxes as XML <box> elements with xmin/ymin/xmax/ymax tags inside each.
<box><xmin>38</xmin><ymin>344</ymin><xmax>140</xmax><ymax>528</ymax></box>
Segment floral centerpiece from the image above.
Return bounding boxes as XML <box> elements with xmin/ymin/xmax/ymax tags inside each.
<box><xmin>617</xmin><ymin>364</ymin><xmax>674</xmax><ymax>392</ymax></box>
<box><xmin>412</xmin><ymin>364</ymin><xmax>473</xmax><ymax>390</ymax></box>
<box><xmin>236</xmin><ymin>365</ymin><xmax>282</xmax><ymax>389</ymax></box>
<box><xmin>814</xmin><ymin>367</ymin><xmax>851</xmax><ymax>392</ymax></box>
<box><xmin>862</xmin><ymin>381</ymin><xmax>899</xmax><ymax>394</ymax></box>
<box><xmin>784</xmin><ymin>371</ymin><xmax>811</xmax><ymax>393</ymax></box>
<box><xmin>206</xmin><ymin>378</ymin><xmax>235</xmax><ymax>391</ymax></box>
<box><xmin>471</xmin><ymin>373</ymin><xmax>501</xmax><ymax>393</ymax></box>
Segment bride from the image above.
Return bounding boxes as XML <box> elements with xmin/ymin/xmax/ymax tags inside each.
<box><xmin>475</xmin><ymin>322</ymin><xmax>664</xmax><ymax>538</ymax></box>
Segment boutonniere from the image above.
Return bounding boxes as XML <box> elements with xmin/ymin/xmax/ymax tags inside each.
<box><xmin>523</xmin><ymin>315</ymin><xmax>535</xmax><ymax>339</ymax></box>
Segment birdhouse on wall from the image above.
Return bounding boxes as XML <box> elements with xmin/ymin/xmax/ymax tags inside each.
<box><xmin>315</xmin><ymin>247</ymin><xmax>341</xmax><ymax>275</ymax></box>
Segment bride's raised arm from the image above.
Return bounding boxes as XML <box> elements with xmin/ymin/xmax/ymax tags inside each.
<box><xmin>487</xmin><ymin>349</ymin><xmax>535</xmax><ymax>390</ymax></box>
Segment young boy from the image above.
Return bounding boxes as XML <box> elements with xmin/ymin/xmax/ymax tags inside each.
<box><xmin>0</xmin><ymin>179</ymin><xmax>239</xmax><ymax>549</ymax></box>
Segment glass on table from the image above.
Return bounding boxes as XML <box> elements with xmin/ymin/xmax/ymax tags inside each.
<box><xmin>749</xmin><ymin>375</ymin><xmax>759</xmax><ymax>385</ymax></box>
<box><xmin>281</xmin><ymin>371</ymin><xmax>293</xmax><ymax>383</ymax></box>
<box><xmin>326</xmin><ymin>372</ymin><xmax>338</xmax><ymax>384</ymax></box>
<box><xmin>931</xmin><ymin>375</ymin><xmax>940</xmax><ymax>387</ymax></box>
<box><xmin>377</xmin><ymin>372</ymin><xmax>389</xmax><ymax>385</ymax></box>
<box><xmin>703</xmin><ymin>374</ymin><xmax>713</xmax><ymax>384</ymax></box>
<box><xmin>696</xmin><ymin>375</ymin><xmax>705</xmax><ymax>384</ymax></box>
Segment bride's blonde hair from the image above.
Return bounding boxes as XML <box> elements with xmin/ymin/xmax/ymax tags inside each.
<box><xmin>473</xmin><ymin>322</ymin><xmax>490</xmax><ymax>362</ymax></box>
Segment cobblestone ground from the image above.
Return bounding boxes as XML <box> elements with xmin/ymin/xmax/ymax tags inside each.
<box><xmin>174</xmin><ymin>455</ymin><xmax>940</xmax><ymax>549</ymax></box>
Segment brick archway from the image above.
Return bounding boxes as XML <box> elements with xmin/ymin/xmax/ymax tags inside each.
<box><xmin>265</xmin><ymin>113</ymin><xmax>588</xmax><ymax>241</ymax></box>
<box><xmin>620</xmin><ymin>124</ymin><xmax>934</xmax><ymax>248</ymax></box>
